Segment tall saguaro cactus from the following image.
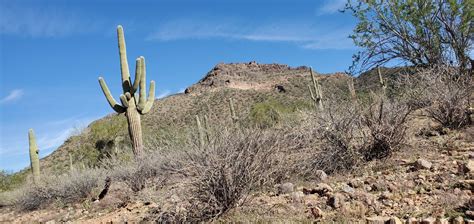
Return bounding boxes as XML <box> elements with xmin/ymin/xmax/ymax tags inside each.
<box><xmin>98</xmin><ymin>25</ymin><xmax>155</xmax><ymax>156</ymax></box>
<box><xmin>308</xmin><ymin>67</ymin><xmax>324</xmax><ymax>111</ymax></box>
<box><xmin>28</xmin><ymin>129</ymin><xmax>40</xmax><ymax>184</ymax></box>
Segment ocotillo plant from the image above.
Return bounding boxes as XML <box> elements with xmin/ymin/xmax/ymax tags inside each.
<box><xmin>377</xmin><ymin>67</ymin><xmax>387</xmax><ymax>97</ymax></box>
<box><xmin>98</xmin><ymin>25</ymin><xmax>155</xmax><ymax>156</ymax></box>
<box><xmin>28</xmin><ymin>129</ymin><xmax>40</xmax><ymax>184</ymax></box>
<box><xmin>308</xmin><ymin>67</ymin><xmax>324</xmax><ymax>111</ymax></box>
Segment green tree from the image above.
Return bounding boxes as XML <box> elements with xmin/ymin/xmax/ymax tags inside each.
<box><xmin>345</xmin><ymin>0</ymin><xmax>473</xmax><ymax>74</ymax></box>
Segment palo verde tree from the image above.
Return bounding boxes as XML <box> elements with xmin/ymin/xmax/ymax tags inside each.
<box><xmin>98</xmin><ymin>25</ymin><xmax>155</xmax><ymax>156</ymax></box>
<box><xmin>345</xmin><ymin>0</ymin><xmax>473</xmax><ymax>74</ymax></box>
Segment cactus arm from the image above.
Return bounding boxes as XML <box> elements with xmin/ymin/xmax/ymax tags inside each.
<box><xmin>98</xmin><ymin>77</ymin><xmax>125</xmax><ymax>113</ymax></box>
<box><xmin>140</xmin><ymin>80</ymin><xmax>155</xmax><ymax>114</ymax></box>
<box><xmin>132</xmin><ymin>58</ymin><xmax>142</xmax><ymax>94</ymax></box>
<box><xmin>137</xmin><ymin>56</ymin><xmax>147</xmax><ymax>110</ymax></box>
<box><xmin>119</xmin><ymin>94</ymin><xmax>130</xmax><ymax>108</ymax></box>
<box><xmin>117</xmin><ymin>25</ymin><xmax>131</xmax><ymax>93</ymax></box>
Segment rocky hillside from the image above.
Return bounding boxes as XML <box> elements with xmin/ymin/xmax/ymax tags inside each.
<box><xmin>35</xmin><ymin>62</ymin><xmax>356</xmax><ymax>174</ymax></box>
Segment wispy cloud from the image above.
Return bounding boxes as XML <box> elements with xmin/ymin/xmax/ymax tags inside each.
<box><xmin>0</xmin><ymin>89</ymin><xmax>24</xmax><ymax>104</ymax></box>
<box><xmin>0</xmin><ymin>2</ymin><xmax>102</xmax><ymax>38</ymax></box>
<box><xmin>318</xmin><ymin>0</ymin><xmax>347</xmax><ymax>15</ymax></box>
<box><xmin>147</xmin><ymin>19</ymin><xmax>354</xmax><ymax>50</ymax></box>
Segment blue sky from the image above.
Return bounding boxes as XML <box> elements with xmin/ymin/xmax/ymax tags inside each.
<box><xmin>0</xmin><ymin>0</ymin><xmax>357</xmax><ymax>171</ymax></box>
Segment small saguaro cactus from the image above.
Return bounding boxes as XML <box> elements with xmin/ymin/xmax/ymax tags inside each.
<box><xmin>308</xmin><ymin>67</ymin><xmax>324</xmax><ymax>111</ymax></box>
<box><xmin>195</xmin><ymin>115</ymin><xmax>206</xmax><ymax>149</ymax></box>
<box><xmin>348</xmin><ymin>77</ymin><xmax>357</xmax><ymax>101</ymax></box>
<box><xmin>98</xmin><ymin>25</ymin><xmax>155</xmax><ymax>156</ymax></box>
<box><xmin>229</xmin><ymin>98</ymin><xmax>238</xmax><ymax>123</ymax></box>
<box><xmin>28</xmin><ymin>129</ymin><xmax>40</xmax><ymax>184</ymax></box>
<box><xmin>377</xmin><ymin>67</ymin><xmax>387</xmax><ymax>96</ymax></box>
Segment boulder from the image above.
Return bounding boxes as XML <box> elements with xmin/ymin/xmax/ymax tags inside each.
<box><xmin>276</xmin><ymin>182</ymin><xmax>294</xmax><ymax>195</ymax></box>
<box><xmin>415</xmin><ymin>159</ymin><xmax>432</xmax><ymax>170</ymax></box>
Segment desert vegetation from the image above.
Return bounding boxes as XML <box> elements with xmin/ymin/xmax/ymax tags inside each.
<box><xmin>0</xmin><ymin>0</ymin><xmax>473</xmax><ymax>223</ymax></box>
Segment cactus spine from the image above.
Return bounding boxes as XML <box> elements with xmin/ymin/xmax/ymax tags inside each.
<box><xmin>98</xmin><ymin>25</ymin><xmax>155</xmax><ymax>156</ymax></box>
<box><xmin>28</xmin><ymin>129</ymin><xmax>40</xmax><ymax>184</ymax></box>
<box><xmin>377</xmin><ymin>67</ymin><xmax>387</xmax><ymax>96</ymax></box>
<box><xmin>308</xmin><ymin>68</ymin><xmax>324</xmax><ymax>111</ymax></box>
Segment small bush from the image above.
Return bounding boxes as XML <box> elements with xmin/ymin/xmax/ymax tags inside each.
<box><xmin>159</xmin><ymin>129</ymin><xmax>285</xmax><ymax>222</ymax></box>
<box><xmin>405</xmin><ymin>65</ymin><xmax>472</xmax><ymax>129</ymax></box>
<box><xmin>361</xmin><ymin>97</ymin><xmax>413</xmax><ymax>160</ymax></box>
<box><xmin>13</xmin><ymin>169</ymin><xmax>105</xmax><ymax>211</ymax></box>
<box><xmin>312</xmin><ymin>103</ymin><xmax>364</xmax><ymax>174</ymax></box>
<box><xmin>311</xmin><ymin>94</ymin><xmax>413</xmax><ymax>174</ymax></box>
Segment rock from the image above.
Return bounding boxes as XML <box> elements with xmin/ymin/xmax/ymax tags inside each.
<box><xmin>366</xmin><ymin>216</ymin><xmax>390</xmax><ymax>224</ymax></box>
<box><xmin>459</xmin><ymin>160</ymin><xmax>474</xmax><ymax>174</ymax></box>
<box><xmin>466</xmin><ymin>210</ymin><xmax>474</xmax><ymax>218</ymax></box>
<box><xmin>406</xmin><ymin>217</ymin><xmax>419</xmax><ymax>224</ymax></box>
<box><xmin>327</xmin><ymin>193</ymin><xmax>343</xmax><ymax>208</ymax></box>
<box><xmin>314</xmin><ymin>170</ymin><xmax>328</xmax><ymax>182</ymax></box>
<box><xmin>435</xmin><ymin>218</ymin><xmax>450</xmax><ymax>224</ymax></box>
<box><xmin>342</xmin><ymin>184</ymin><xmax>355</xmax><ymax>194</ymax></box>
<box><xmin>276</xmin><ymin>182</ymin><xmax>294</xmax><ymax>195</ymax></box>
<box><xmin>452</xmin><ymin>216</ymin><xmax>464</xmax><ymax>224</ymax></box>
<box><xmin>290</xmin><ymin>191</ymin><xmax>304</xmax><ymax>203</ymax></box>
<box><xmin>380</xmin><ymin>191</ymin><xmax>393</xmax><ymax>200</ymax></box>
<box><xmin>415</xmin><ymin>159</ymin><xmax>432</xmax><ymax>170</ymax></box>
<box><xmin>308</xmin><ymin>207</ymin><xmax>324</xmax><ymax>219</ymax></box>
<box><xmin>348</xmin><ymin>179</ymin><xmax>363</xmax><ymax>188</ymax></box>
<box><xmin>303</xmin><ymin>183</ymin><xmax>333</xmax><ymax>196</ymax></box>
<box><xmin>421</xmin><ymin>217</ymin><xmax>436</xmax><ymax>224</ymax></box>
<box><xmin>45</xmin><ymin>221</ymin><xmax>56</xmax><ymax>224</ymax></box>
<box><xmin>388</xmin><ymin>217</ymin><xmax>402</xmax><ymax>224</ymax></box>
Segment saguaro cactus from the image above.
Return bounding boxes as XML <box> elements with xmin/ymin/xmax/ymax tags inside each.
<box><xmin>308</xmin><ymin>68</ymin><xmax>324</xmax><ymax>111</ymax></box>
<box><xmin>28</xmin><ymin>129</ymin><xmax>40</xmax><ymax>184</ymax></box>
<box><xmin>98</xmin><ymin>25</ymin><xmax>155</xmax><ymax>156</ymax></box>
<box><xmin>229</xmin><ymin>98</ymin><xmax>238</xmax><ymax>123</ymax></box>
<box><xmin>348</xmin><ymin>77</ymin><xmax>357</xmax><ymax>101</ymax></box>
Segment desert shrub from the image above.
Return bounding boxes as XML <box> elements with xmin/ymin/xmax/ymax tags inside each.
<box><xmin>0</xmin><ymin>170</ymin><xmax>27</xmax><ymax>192</ymax></box>
<box><xmin>13</xmin><ymin>169</ymin><xmax>105</xmax><ymax>211</ymax></box>
<box><xmin>361</xmin><ymin>97</ymin><xmax>413</xmax><ymax>161</ymax></box>
<box><xmin>404</xmin><ymin>65</ymin><xmax>472</xmax><ymax>129</ymax></box>
<box><xmin>311</xmin><ymin>93</ymin><xmax>413</xmax><ymax>173</ymax></box>
<box><xmin>107</xmin><ymin>153</ymin><xmax>164</xmax><ymax>192</ymax></box>
<box><xmin>311</xmin><ymin>103</ymin><xmax>364</xmax><ymax>174</ymax></box>
<box><xmin>158</xmin><ymin>129</ymin><xmax>286</xmax><ymax>222</ymax></box>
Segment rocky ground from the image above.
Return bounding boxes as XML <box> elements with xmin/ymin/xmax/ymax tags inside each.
<box><xmin>1</xmin><ymin>123</ymin><xmax>473</xmax><ymax>223</ymax></box>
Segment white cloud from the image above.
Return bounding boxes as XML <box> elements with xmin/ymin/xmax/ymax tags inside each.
<box><xmin>0</xmin><ymin>89</ymin><xmax>24</xmax><ymax>104</ymax></box>
<box><xmin>0</xmin><ymin>2</ymin><xmax>101</xmax><ymax>38</ymax></box>
<box><xmin>147</xmin><ymin>19</ymin><xmax>355</xmax><ymax>50</ymax></box>
<box><xmin>318</xmin><ymin>0</ymin><xmax>347</xmax><ymax>15</ymax></box>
